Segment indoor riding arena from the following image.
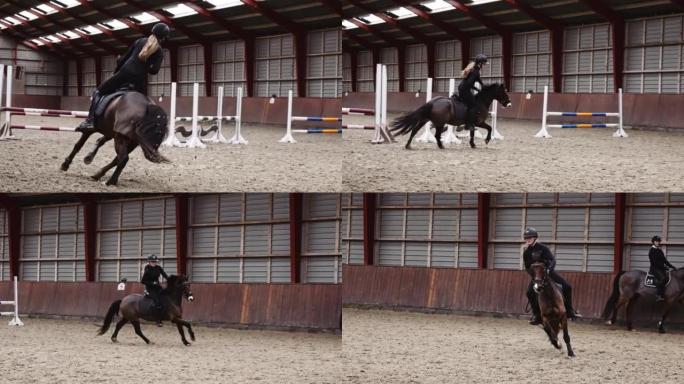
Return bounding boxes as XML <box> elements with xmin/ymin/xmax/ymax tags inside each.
<box><xmin>342</xmin><ymin>0</ymin><xmax>684</xmax><ymax>192</ymax></box>
<box><xmin>0</xmin><ymin>193</ymin><xmax>344</xmax><ymax>382</ymax></box>
<box><xmin>341</xmin><ymin>192</ymin><xmax>684</xmax><ymax>382</ymax></box>
<box><xmin>0</xmin><ymin>1</ymin><xmax>342</xmax><ymax>192</ymax></box>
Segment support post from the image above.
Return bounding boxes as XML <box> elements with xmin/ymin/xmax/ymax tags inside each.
<box><xmin>477</xmin><ymin>193</ymin><xmax>490</xmax><ymax>269</ymax></box>
<box><xmin>175</xmin><ymin>194</ymin><xmax>188</xmax><ymax>277</ymax></box>
<box><xmin>82</xmin><ymin>197</ymin><xmax>97</xmax><ymax>282</ymax></box>
<box><xmin>363</xmin><ymin>193</ymin><xmax>376</xmax><ymax>266</ymax></box>
<box><xmin>289</xmin><ymin>193</ymin><xmax>303</xmax><ymax>283</ymax></box>
<box><xmin>614</xmin><ymin>193</ymin><xmax>626</xmax><ymax>273</ymax></box>
<box><xmin>279</xmin><ymin>90</ymin><xmax>296</xmax><ymax>143</ymax></box>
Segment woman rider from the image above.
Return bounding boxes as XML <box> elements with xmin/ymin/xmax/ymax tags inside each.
<box><xmin>458</xmin><ymin>53</ymin><xmax>488</xmax><ymax>132</ymax></box>
<box><xmin>77</xmin><ymin>22</ymin><xmax>170</xmax><ymax>131</ymax></box>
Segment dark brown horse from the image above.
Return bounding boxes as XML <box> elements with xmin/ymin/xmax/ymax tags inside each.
<box><xmin>531</xmin><ymin>262</ymin><xmax>575</xmax><ymax>357</ymax></box>
<box><xmin>390</xmin><ymin>83</ymin><xmax>512</xmax><ymax>150</ymax></box>
<box><xmin>97</xmin><ymin>275</ymin><xmax>195</xmax><ymax>345</ymax></box>
<box><xmin>602</xmin><ymin>269</ymin><xmax>684</xmax><ymax>333</ymax></box>
<box><xmin>60</xmin><ymin>91</ymin><xmax>169</xmax><ymax>186</ymax></box>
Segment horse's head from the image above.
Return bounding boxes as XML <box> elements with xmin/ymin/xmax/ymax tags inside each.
<box><xmin>167</xmin><ymin>275</ymin><xmax>194</xmax><ymax>302</ymax></box>
<box><xmin>491</xmin><ymin>83</ymin><xmax>512</xmax><ymax>108</ymax></box>
<box><xmin>530</xmin><ymin>262</ymin><xmax>548</xmax><ymax>293</ymax></box>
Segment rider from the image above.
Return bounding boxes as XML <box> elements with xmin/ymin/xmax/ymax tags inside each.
<box><xmin>523</xmin><ymin>227</ymin><xmax>581</xmax><ymax>325</ymax></box>
<box><xmin>458</xmin><ymin>53</ymin><xmax>488</xmax><ymax>132</ymax></box>
<box><xmin>141</xmin><ymin>254</ymin><xmax>169</xmax><ymax>326</ymax></box>
<box><xmin>76</xmin><ymin>22</ymin><xmax>170</xmax><ymax>131</ymax></box>
<box><xmin>649</xmin><ymin>235</ymin><xmax>677</xmax><ymax>301</ymax></box>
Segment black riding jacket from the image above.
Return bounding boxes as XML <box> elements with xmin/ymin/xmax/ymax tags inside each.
<box><xmin>523</xmin><ymin>241</ymin><xmax>556</xmax><ymax>278</ymax></box>
<box><xmin>458</xmin><ymin>66</ymin><xmax>483</xmax><ymax>94</ymax></box>
<box><xmin>115</xmin><ymin>37</ymin><xmax>164</xmax><ymax>77</ymax></box>
<box><xmin>649</xmin><ymin>246</ymin><xmax>675</xmax><ymax>274</ymax></box>
<box><xmin>141</xmin><ymin>264</ymin><xmax>168</xmax><ymax>288</ymax></box>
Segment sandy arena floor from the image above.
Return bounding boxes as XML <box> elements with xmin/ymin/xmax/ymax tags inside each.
<box><xmin>0</xmin><ymin>116</ymin><xmax>343</xmax><ymax>192</ymax></box>
<box><xmin>342</xmin><ymin>114</ymin><xmax>684</xmax><ymax>192</ymax></box>
<box><xmin>342</xmin><ymin>308</ymin><xmax>684</xmax><ymax>384</ymax></box>
<box><xmin>0</xmin><ymin>317</ymin><xmax>343</xmax><ymax>384</ymax></box>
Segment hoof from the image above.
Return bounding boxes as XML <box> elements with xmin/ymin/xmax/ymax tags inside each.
<box><xmin>605</xmin><ymin>320</ymin><xmax>613</xmax><ymax>325</ymax></box>
<box><xmin>469</xmin><ymin>142</ymin><xmax>476</xmax><ymax>149</ymax></box>
<box><xmin>568</xmin><ymin>352</ymin><xmax>575</xmax><ymax>358</ymax></box>
<box><xmin>105</xmin><ymin>179</ymin><xmax>118</xmax><ymax>186</ymax></box>
<box><xmin>190</xmin><ymin>334</ymin><xmax>196</xmax><ymax>342</ymax></box>
<box><xmin>111</xmin><ymin>337</ymin><xmax>118</xmax><ymax>343</ymax></box>
<box><xmin>91</xmin><ymin>174</ymin><xmax>102</xmax><ymax>181</ymax></box>
<box><xmin>60</xmin><ymin>162</ymin><xmax>70</xmax><ymax>172</ymax></box>
<box><xmin>485</xmin><ymin>138</ymin><xmax>491</xmax><ymax>145</ymax></box>
<box><xmin>183</xmin><ymin>341</ymin><xmax>191</xmax><ymax>346</ymax></box>
<box><xmin>84</xmin><ymin>155</ymin><xmax>94</xmax><ymax>165</ymax></box>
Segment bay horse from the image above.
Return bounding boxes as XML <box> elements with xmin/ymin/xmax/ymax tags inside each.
<box><xmin>390</xmin><ymin>83</ymin><xmax>512</xmax><ymax>150</ymax></box>
<box><xmin>530</xmin><ymin>262</ymin><xmax>575</xmax><ymax>357</ymax></box>
<box><xmin>602</xmin><ymin>268</ymin><xmax>684</xmax><ymax>333</ymax></box>
<box><xmin>60</xmin><ymin>90</ymin><xmax>169</xmax><ymax>186</ymax></box>
<box><xmin>97</xmin><ymin>275</ymin><xmax>196</xmax><ymax>345</ymax></box>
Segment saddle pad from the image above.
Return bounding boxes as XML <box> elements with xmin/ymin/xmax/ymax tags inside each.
<box><xmin>644</xmin><ymin>272</ymin><xmax>671</xmax><ymax>288</ymax></box>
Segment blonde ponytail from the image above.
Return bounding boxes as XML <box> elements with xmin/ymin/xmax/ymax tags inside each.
<box><xmin>138</xmin><ymin>35</ymin><xmax>160</xmax><ymax>62</ymax></box>
<box><xmin>461</xmin><ymin>61</ymin><xmax>476</xmax><ymax>78</ymax></box>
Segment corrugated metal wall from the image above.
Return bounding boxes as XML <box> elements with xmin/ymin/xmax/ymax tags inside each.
<box><xmin>177</xmin><ymin>44</ymin><xmax>205</xmax><ymax>96</ymax></box>
<box><xmin>563</xmin><ymin>23</ymin><xmax>614</xmax><ymax>93</ymax></box>
<box><xmin>307</xmin><ymin>28</ymin><xmax>343</xmax><ymax>97</ymax></box>
<box><xmin>375</xmin><ymin>193</ymin><xmax>478</xmax><ymax>268</ymax></box>
<box><xmin>356</xmin><ymin>50</ymin><xmax>374</xmax><ymax>92</ymax></box>
<box><xmin>405</xmin><ymin>44</ymin><xmax>428</xmax><ymax>92</ymax></box>
<box><xmin>1</xmin><ymin>36</ymin><xmax>63</xmax><ymax>96</ymax></box>
<box><xmin>0</xmin><ymin>209</ymin><xmax>8</xmax><ymax>281</ymax></box>
<box><xmin>81</xmin><ymin>57</ymin><xmax>96</xmax><ymax>97</ymax></box>
<box><xmin>512</xmin><ymin>30</ymin><xmax>552</xmax><ymax>92</ymax></box>
<box><xmin>255</xmin><ymin>34</ymin><xmax>296</xmax><ymax>97</ymax></box>
<box><xmin>302</xmin><ymin>194</ymin><xmax>342</xmax><ymax>283</ymax></box>
<box><xmin>625</xmin><ymin>15</ymin><xmax>684</xmax><ymax>93</ymax></box>
<box><xmin>341</xmin><ymin>194</ymin><xmax>364</xmax><ymax>268</ymax></box>
<box><xmin>67</xmin><ymin>60</ymin><xmax>78</xmax><ymax>96</ymax></box>
<box><xmin>471</xmin><ymin>36</ymin><xmax>504</xmax><ymax>84</ymax></box>
<box><xmin>625</xmin><ymin>193</ymin><xmax>684</xmax><ymax>270</ymax></box>
<box><xmin>435</xmin><ymin>40</ymin><xmax>462</xmax><ymax>92</ymax></box>
<box><xmin>97</xmin><ymin>197</ymin><xmax>177</xmax><ymax>282</ymax></box>
<box><xmin>380</xmin><ymin>47</ymin><xmax>400</xmax><ymax>92</ymax></box>
<box><xmin>148</xmin><ymin>49</ymin><xmax>172</xmax><ymax>97</ymax></box>
<box><xmin>188</xmin><ymin>193</ymin><xmax>290</xmax><ymax>283</ymax></box>
<box><xmin>20</xmin><ymin>204</ymin><xmax>85</xmax><ymax>282</ymax></box>
<box><xmin>343</xmin><ymin>51</ymin><xmax>352</xmax><ymax>93</ymax></box>
<box><xmin>100</xmin><ymin>55</ymin><xmax>116</xmax><ymax>84</ymax></box>
<box><xmin>213</xmin><ymin>40</ymin><xmax>246</xmax><ymax>97</ymax></box>
<box><xmin>490</xmin><ymin>193</ymin><xmax>615</xmax><ymax>272</ymax></box>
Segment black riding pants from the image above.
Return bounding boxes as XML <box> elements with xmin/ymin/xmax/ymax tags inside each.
<box><xmin>652</xmin><ymin>268</ymin><xmax>668</xmax><ymax>296</ymax></box>
<box><xmin>97</xmin><ymin>68</ymin><xmax>146</xmax><ymax>95</ymax></box>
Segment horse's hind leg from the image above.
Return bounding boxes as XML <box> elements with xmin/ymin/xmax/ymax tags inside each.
<box><xmin>609</xmin><ymin>295</ymin><xmax>629</xmax><ymax>325</ymax></box>
<box><xmin>92</xmin><ymin>157</ymin><xmax>118</xmax><ymax>181</ymax></box>
<box><xmin>658</xmin><ymin>301</ymin><xmax>674</xmax><ymax>334</ymax></box>
<box><xmin>84</xmin><ymin>136</ymin><xmax>111</xmax><ymax>165</ymax></box>
<box><xmin>172</xmin><ymin>319</ymin><xmax>191</xmax><ymax>346</ymax></box>
<box><xmin>177</xmin><ymin>318</ymin><xmax>195</xmax><ymax>341</ymax></box>
<box><xmin>61</xmin><ymin>131</ymin><xmax>93</xmax><ymax>171</ymax></box>
<box><xmin>434</xmin><ymin>123</ymin><xmax>446</xmax><ymax>149</ymax></box>
<box><xmin>469</xmin><ymin>127</ymin><xmax>476</xmax><ymax>148</ymax></box>
<box><xmin>405</xmin><ymin>125</ymin><xmax>421</xmax><ymax>150</ymax></box>
<box><xmin>626</xmin><ymin>298</ymin><xmax>637</xmax><ymax>331</ymax></box>
<box><xmin>131</xmin><ymin>320</ymin><xmax>150</xmax><ymax>344</ymax></box>
<box><xmin>111</xmin><ymin>318</ymin><xmax>128</xmax><ymax>343</ymax></box>
<box><xmin>106</xmin><ymin>139</ymin><xmax>137</xmax><ymax>186</ymax></box>
<box><xmin>477</xmin><ymin>121</ymin><xmax>493</xmax><ymax>144</ymax></box>
<box><xmin>562</xmin><ymin>318</ymin><xmax>575</xmax><ymax>357</ymax></box>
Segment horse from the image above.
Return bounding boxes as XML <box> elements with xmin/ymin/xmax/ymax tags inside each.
<box><xmin>60</xmin><ymin>90</ymin><xmax>169</xmax><ymax>186</ymax></box>
<box><xmin>530</xmin><ymin>262</ymin><xmax>575</xmax><ymax>357</ymax></box>
<box><xmin>97</xmin><ymin>275</ymin><xmax>196</xmax><ymax>345</ymax></box>
<box><xmin>602</xmin><ymin>268</ymin><xmax>684</xmax><ymax>333</ymax></box>
<box><xmin>389</xmin><ymin>83</ymin><xmax>512</xmax><ymax>150</ymax></box>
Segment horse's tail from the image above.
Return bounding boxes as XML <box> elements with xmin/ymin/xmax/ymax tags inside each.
<box><xmin>135</xmin><ymin>103</ymin><xmax>170</xmax><ymax>163</ymax></box>
<box><xmin>389</xmin><ymin>102</ymin><xmax>432</xmax><ymax>136</ymax></box>
<box><xmin>97</xmin><ymin>299</ymin><xmax>122</xmax><ymax>336</ymax></box>
<box><xmin>601</xmin><ymin>271</ymin><xmax>625</xmax><ymax>320</ymax></box>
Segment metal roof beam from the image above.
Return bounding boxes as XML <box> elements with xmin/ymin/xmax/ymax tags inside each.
<box><xmin>346</xmin><ymin>0</ymin><xmax>428</xmax><ymax>43</ymax></box>
<box><xmin>445</xmin><ymin>0</ymin><xmax>510</xmax><ymax>34</ymax></box>
<box><xmin>183</xmin><ymin>1</ymin><xmax>249</xmax><ymax>40</ymax></box>
<box><xmin>240</xmin><ymin>0</ymin><xmax>302</xmax><ymax>34</ymax></box>
<box><xmin>124</xmin><ymin>0</ymin><xmax>206</xmax><ymax>44</ymax></box>
<box><xmin>500</xmin><ymin>0</ymin><xmax>562</xmax><ymax>30</ymax></box>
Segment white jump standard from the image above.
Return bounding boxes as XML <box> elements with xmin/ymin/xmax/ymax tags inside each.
<box><xmin>536</xmin><ymin>85</ymin><xmax>627</xmax><ymax>138</ymax></box>
<box><xmin>280</xmin><ymin>89</ymin><xmax>342</xmax><ymax>143</ymax></box>
<box><xmin>1</xmin><ymin>276</ymin><xmax>23</xmax><ymax>327</ymax></box>
<box><xmin>341</xmin><ymin>64</ymin><xmax>393</xmax><ymax>144</ymax></box>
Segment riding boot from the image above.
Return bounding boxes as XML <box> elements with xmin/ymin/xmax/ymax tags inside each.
<box><xmin>656</xmin><ymin>284</ymin><xmax>666</xmax><ymax>301</ymax></box>
<box><xmin>563</xmin><ymin>289</ymin><xmax>581</xmax><ymax>319</ymax></box>
<box><xmin>75</xmin><ymin>90</ymin><xmax>100</xmax><ymax>132</ymax></box>
<box><xmin>528</xmin><ymin>289</ymin><xmax>542</xmax><ymax>325</ymax></box>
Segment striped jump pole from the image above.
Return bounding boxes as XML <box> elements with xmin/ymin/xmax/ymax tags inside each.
<box><xmin>342</xmin><ymin>107</ymin><xmax>375</xmax><ymax>116</ymax></box>
<box><xmin>342</xmin><ymin>124</ymin><xmax>375</xmax><ymax>130</ymax></box>
<box><xmin>536</xmin><ymin>85</ymin><xmax>627</xmax><ymax>138</ymax></box>
<box><xmin>280</xmin><ymin>90</ymin><xmax>342</xmax><ymax>143</ymax></box>
<box><xmin>0</xmin><ymin>276</ymin><xmax>24</xmax><ymax>327</ymax></box>
<box><xmin>416</xmin><ymin>77</ymin><xmax>436</xmax><ymax>144</ymax></box>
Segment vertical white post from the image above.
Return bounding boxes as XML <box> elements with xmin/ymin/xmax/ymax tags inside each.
<box><xmin>229</xmin><ymin>87</ymin><xmax>247</xmax><ymax>144</ymax></box>
<box><xmin>0</xmin><ymin>64</ymin><xmax>5</xmax><ymax>140</ymax></box>
<box><xmin>614</xmin><ymin>87</ymin><xmax>627</xmax><ymax>138</ymax></box>
<box><xmin>381</xmin><ymin>65</ymin><xmax>388</xmax><ymax>137</ymax></box>
<box><xmin>535</xmin><ymin>85</ymin><xmax>551</xmax><ymax>138</ymax></box>
<box><xmin>163</xmin><ymin>82</ymin><xmax>183</xmax><ymax>147</ymax></box>
<box><xmin>210</xmin><ymin>86</ymin><xmax>228</xmax><ymax>143</ymax></box>
<box><xmin>0</xmin><ymin>65</ymin><xmax>14</xmax><ymax>140</ymax></box>
<box><xmin>441</xmin><ymin>78</ymin><xmax>461</xmax><ymax>145</ymax></box>
<box><xmin>372</xmin><ymin>63</ymin><xmax>383</xmax><ymax>143</ymax></box>
<box><xmin>8</xmin><ymin>276</ymin><xmax>23</xmax><ymax>326</ymax></box>
<box><xmin>490</xmin><ymin>100</ymin><xmax>503</xmax><ymax>140</ymax></box>
<box><xmin>186</xmin><ymin>82</ymin><xmax>206</xmax><ymax>148</ymax></box>
<box><xmin>416</xmin><ymin>77</ymin><xmax>436</xmax><ymax>143</ymax></box>
<box><xmin>279</xmin><ymin>90</ymin><xmax>296</xmax><ymax>143</ymax></box>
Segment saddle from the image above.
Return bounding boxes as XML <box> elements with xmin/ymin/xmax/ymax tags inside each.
<box><xmin>94</xmin><ymin>86</ymin><xmax>136</xmax><ymax>118</ymax></box>
<box><xmin>644</xmin><ymin>271</ymin><xmax>671</xmax><ymax>288</ymax></box>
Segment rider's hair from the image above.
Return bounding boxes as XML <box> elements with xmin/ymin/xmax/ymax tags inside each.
<box><xmin>138</xmin><ymin>34</ymin><xmax>161</xmax><ymax>62</ymax></box>
<box><xmin>461</xmin><ymin>61</ymin><xmax>476</xmax><ymax>78</ymax></box>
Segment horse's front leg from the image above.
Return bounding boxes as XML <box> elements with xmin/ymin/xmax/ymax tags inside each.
<box><xmin>477</xmin><ymin>121</ymin><xmax>493</xmax><ymax>144</ymax></box>
<box><xmin>105</xmin><ymin>139</ymin><xmax>137</xmax><ymax>186</ymax></box>
<box><xmin>172</xmin><ymin>319</ymin><xmax>191</xmax><ymax>346</ymax></box>
<box><xmin>84</xmin><ymin>136</ymin><xmax>112</xmax><ymax>164</ymax></box>
<box><xmin>61</xmin><ymin>131</ymin><xmax>93</xmax><ymax>171</ymax></box>
<box><xmin>562</xmin><ymin>318</ymin><xmax>575</xmax><ymax>357</ymax></box>
<box><xmin>658</xmin><ymin>301</ymin><xmax>675</xmax><ymax>334</ymax></box>
<box><xmin>131</xmin><ymin>320</ymin><xmax>151</xmax><ymax>344</ymax></box>
<box><xmin>434</xmin><ymin>123</ymin><xmax>445</xmax><ymax>149</ymax></box>
<box><xmin>177</xmin><ymin>318</ymin><xmax>195</xmax><ymax>341</ymax></box>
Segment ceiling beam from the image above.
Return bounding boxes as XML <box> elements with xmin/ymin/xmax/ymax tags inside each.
<box><xmin>4</xmin><ymin>0</ymin><xmax>119</xmax><ymax>56</ymax></box>
<box><xmin>0</xmin><ymin>20</ymin><xmax>68</xmax><ymax>58</ymax></box>
<box><xmin>343</xmin><ymin>30</ymin><xmax>377</xmax><ymax>50</ymax></box>
<box><xmin>77</xmin><ymin>0</ymin><xmax>148</xmax><ymax>38</ymax></box>
<box><xmin>444</xmin><ymin>0</ymin><xmax>510</xmax><ymax>35</ymax></box>
<box><xmin>401</xmin><ymin>3</ymin><xmax>470</xmax><ymax>42</ymax></box>
<box><xmin>240</xmin><ymin>0</ymin><xmax>302</xmax><ymax>34</ymax></box>
<box><xmin>577</xmin><ymin>0</ymin><xmax>622</xmax><ymax>22</ymax></box>
<box><xmin>500</xmin><ymin>0</ymin><xmax>562</xmax><ymax>30</ymax></box>
<box><xmin>124</xmin><ymin>0</ymin><xmax>206</xmax><ymax>44</ymax></box>
<box><xmin>671</xmin><ymin>1</ymin><xmax>684</xmax><ymax>10</ymax></box>
<box><xmin>183</xmin><ymin>1</ymin><xmax>250</xmax><ymax>40</ymax></box>
<box><xmin>346</xmin><ymin>0</ymin><xmax>428</xmax><ymax>43</ymax></box>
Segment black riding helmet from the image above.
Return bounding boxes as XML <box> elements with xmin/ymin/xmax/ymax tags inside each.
<box><xmin>151</xmin><ymin>23</ymin><xmax>170</xmax><ymax>41</ymax></box>
<box><xmin>475</xmin><ymin>53</ymin><xmax>488</xmax><ymax>65</ymax></box>
<box><xmin>523</xmin><ymin>227</ymin><xmax>538</xmax><ymax>239</ymax></box>
<box><xmin>147</xmin><ymin>254</ymin><xmax>159</xmax><ymax>262</ymax></box>
<box><xmin>652</xmin><ymin>235</ymin><xmax>662</xmax><ymax>243</ymax></box>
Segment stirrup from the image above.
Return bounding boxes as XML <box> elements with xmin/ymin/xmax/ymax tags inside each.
<box><xmin>529</xmin><ymin>316</ymin><xmax>542</xmax><ymax>325</ymax></box>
